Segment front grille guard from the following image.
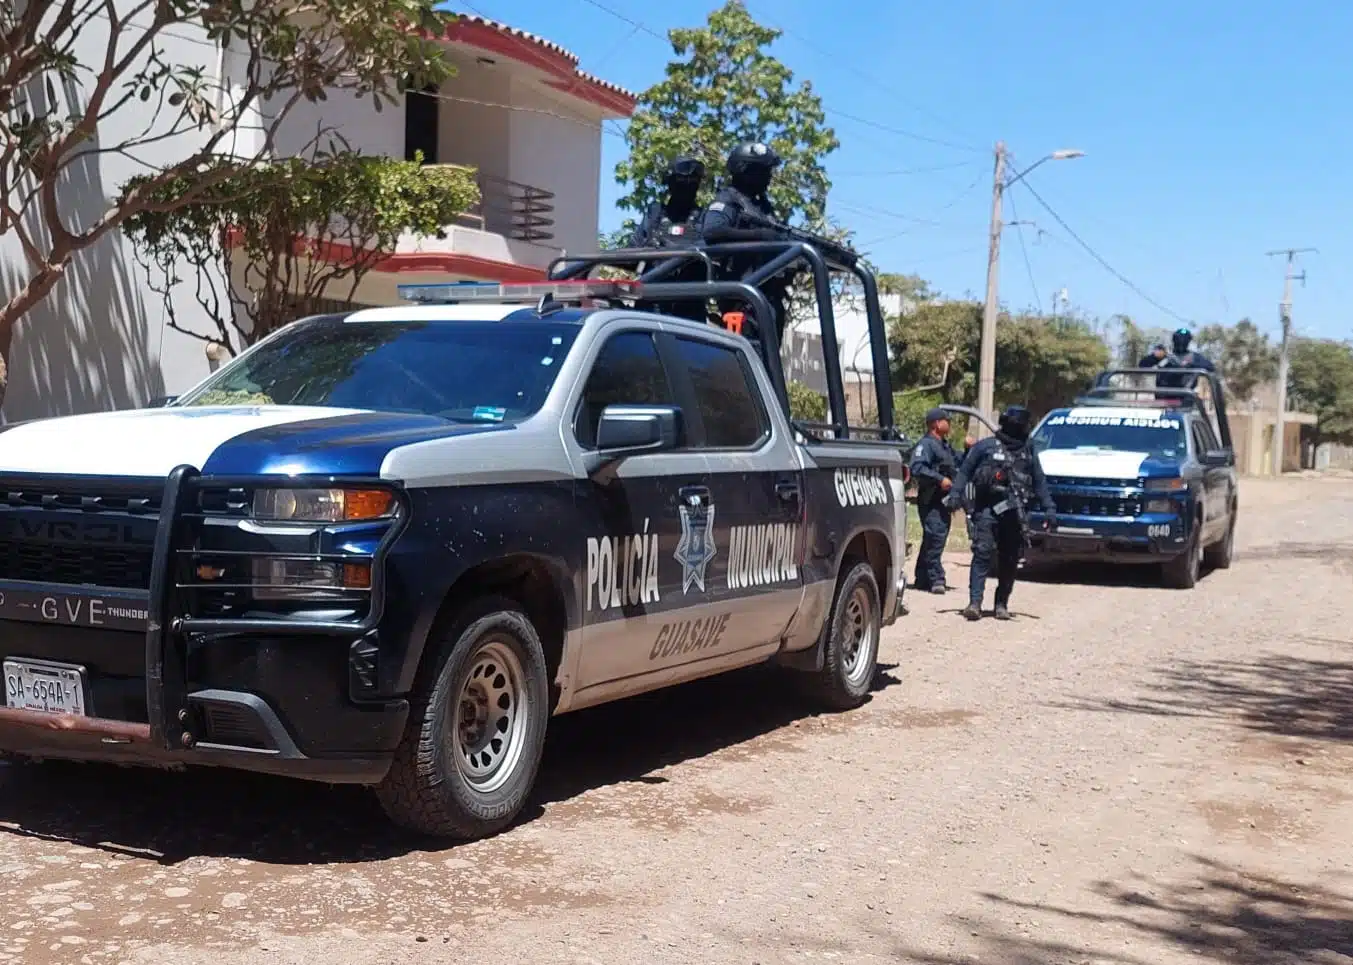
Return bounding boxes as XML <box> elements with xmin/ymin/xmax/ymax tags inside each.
<box><xmin>145</xmin><ymin>465</ymin><xmax>405</xmax><ymax>750</ymax></box>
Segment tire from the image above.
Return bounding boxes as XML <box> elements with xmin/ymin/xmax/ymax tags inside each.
<box><xmin>798</xmin><ymin>561</ymin><xmax>881</xmax><ymax>711</ymax></box>
<box><xmin>1162</xmin><ymin>518</ymin><xmax>1203</xmax><ymax>589</ymax></box>
<box><xmin>1204</xmin><ymin>504</ymin><xmax>1236</xmax><ymax>570</ymax></box>
<box><xmin>376</xmin><ymin>597</ymin><xmax>549</xmax><ymax>839</ymax></box>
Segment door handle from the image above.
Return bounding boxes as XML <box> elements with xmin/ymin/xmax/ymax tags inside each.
<box><xmin>678</xmin><ymin>485</ymin><xmax>710</xmax><ymax>507</ymax></box>
<box><xmin>775</xmin><ymin>480</ymin><xmax>801</xmax><ymax>502</ymax></box>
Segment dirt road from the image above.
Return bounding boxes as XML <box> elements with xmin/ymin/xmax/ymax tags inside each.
<box><xmin>2</xmin><ymin>476</ymin><xmax>1351</xmax><ymax>965</ymax></box>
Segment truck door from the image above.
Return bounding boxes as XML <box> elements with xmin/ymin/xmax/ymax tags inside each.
<box><xmin>571</xmin><ymin>328</ymin><xmax>713</xmax><ymax>690</ymax></box>
<box><xmin>659</xmin><ymin>332</ymin><xmax>807</xmax><ymax>662</ymax></box>
<box><xmin>1190</xmin><ymin>417</ymin><xmax>1229</xmax><ymax>541</ymax></box>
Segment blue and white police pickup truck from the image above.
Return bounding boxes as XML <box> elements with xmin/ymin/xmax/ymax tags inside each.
<box><xmin>1023</xmin><ymin>369</ymin><xmax>1239</xmax><ymax>589</ymax></box>
<box><xmin>0</xmin><ymin>277</ymin><xmax>908</xmax><ymax>839</ymax></box>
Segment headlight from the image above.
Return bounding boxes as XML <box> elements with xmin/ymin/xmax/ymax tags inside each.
<box><xmin>253</xmin><ymin>487</ymin><xmax>395</xmax><ymax>522</ymax></box>
<box><xmin>252</xmin><ymin>558</ymin><xmax>372</xmax><ymax>601</ymax></box>
<box><xmin>1144</xmin><ymin>477</ymin><xmax>1186</xmax><ymax>491</ymax></box>
<box><xmin>1146</xmin><ymin>498</ymin><xmax>1174</xmax><ymax>513</ymax></box>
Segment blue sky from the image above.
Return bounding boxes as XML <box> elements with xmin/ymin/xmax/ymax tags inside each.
<box><xmin>464</xmin><ymin>0</ymin><xmax>1349</xmax><ymax>342</ymax></box>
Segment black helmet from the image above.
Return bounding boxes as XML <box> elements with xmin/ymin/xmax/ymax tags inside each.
<box><xmin>664</xmin><ymin>155</ymin><xmax>704</xmax><ymax>186</ymax></box>
<box><xmin>998</xmin><ymin>404</ymin><xmax>1033</xmax><ymax>440</ymax></box>
<box><xmin>1171</xmin><ymin>327</ymin><xmax>1192</xmax><ymax>354</ymax></box>
<box><xmin>726</xmin><ymin>141</ymin><xmax>781</xmax><ymax>176</ymax></box>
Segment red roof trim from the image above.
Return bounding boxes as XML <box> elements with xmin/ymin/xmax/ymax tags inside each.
<box><xmin>222</xmin><ymin>229</ymin><xmax>547</xmax><ymax>283</ymax></box>
<box><xmin>438</xmin><ymin>15</ymin><xmax>637</xmax><ymax>117</ymax></box>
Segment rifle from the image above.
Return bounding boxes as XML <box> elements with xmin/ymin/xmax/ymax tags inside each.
<box><xmin>736</xmin><ymin>208</ymin><xmax>860</xmax><ymax>268</ymax></box>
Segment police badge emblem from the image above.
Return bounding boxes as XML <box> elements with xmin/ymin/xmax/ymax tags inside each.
<box><xmin>674</xmin><ymin>500</ymin><xmax>717</xmax><ymax>594</ymax></box>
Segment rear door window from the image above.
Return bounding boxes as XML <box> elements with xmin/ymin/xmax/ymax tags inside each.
<box><xmin>669</xmin><ymin>336</ymin><xmax>769</xmax><ymax>449</ymax></box>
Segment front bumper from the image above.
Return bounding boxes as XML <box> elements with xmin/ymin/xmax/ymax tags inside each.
<box><xmin>0</xmin><ymin>466</ymin><xmax>407</xmax><ymax>784</ymax></box>
<box><xmin>1026</xmin><ymin>511</ymin><xmax>1191</xmax><ymax>563</ymax></box>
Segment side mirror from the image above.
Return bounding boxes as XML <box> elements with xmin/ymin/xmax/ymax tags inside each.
<box><xmin>595</xmin><ymin>404</ymin><xmax>681</xmax><ymax>455</ymax></box>
<box><xmin>147</xmin><ymin>395</ymin><xmax>178</xmax><ymax>408</ymax></box>
<box><xmin>1202</xmin><ymin>449</ymin><xmax>1233</xmax><ymax>467</ymax></box>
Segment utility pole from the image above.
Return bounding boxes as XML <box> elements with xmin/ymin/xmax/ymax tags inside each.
<box><xmin>974</xmin><ymin>144</ymin><xmax>1082</xmax><ymax>438</ymax></box>
<box><xmin>1266</xmin><ymin>248</ymin><xmax>1316</xmax><ymax>476</ymax></box>
<box><xmin>975</xmin><ymin>142</ymin><xmax>1006</xmax><ymax>439</ymax></box>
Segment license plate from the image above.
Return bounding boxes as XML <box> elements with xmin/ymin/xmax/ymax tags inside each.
<box><xmin>3</xmin><ymin>659</ymin><xmax>87</xmax><ymax>716</ymax></box>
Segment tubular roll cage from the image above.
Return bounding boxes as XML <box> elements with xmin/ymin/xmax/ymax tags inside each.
<box><xmin>1075</xmin><ymin>368</ymin><xmax>1233</xmax><ymax>450</ymax></box>
<box><xmin>549</xmin><ymin>241</ymin><xmax>900</xmax><ymax>442</ymax></box>
<box><xmin>0</xmin><ymin>466</ymin><xmax>405</xmax><ymax>757</ymax></box>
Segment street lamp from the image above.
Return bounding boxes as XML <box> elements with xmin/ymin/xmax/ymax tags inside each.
<box><xmin>973</xmin><ymin>144</ymin><xmax>1085</xmax><ymax>437</ymax></box>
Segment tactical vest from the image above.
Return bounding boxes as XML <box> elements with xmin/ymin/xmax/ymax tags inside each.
<box><xmin>652</xmin><ymin>213</ymin><xmax>698</xmax><ymax>248</ymax></box>
<box><xmin>973</xmin><ymin>441</ymin><xmax>1034</xmax><ymax>507</ymax></box>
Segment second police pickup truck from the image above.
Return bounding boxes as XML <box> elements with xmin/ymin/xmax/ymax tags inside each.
<box><xmin>1024</xmin><ymin>368</ymin><xmax>1239</xmax><ymax>588</ymax></box>
<box><xmin>0</xmin><ymin>241</ymin><xmax>911</xmax><ymax>840</ymax></box>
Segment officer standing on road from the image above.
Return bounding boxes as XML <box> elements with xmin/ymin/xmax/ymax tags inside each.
<box><xmin>700</xmin><ymin>141</ymin><xmax>792</xmax><ymax>342</ymax></box>
<box><xmin>948</xmin><ymin>405</ymin><xmax>1056</xmax><ymax>622</ymax></box>
<box><xmin>629</xmin><ymin>156</ymin><xmax>706</xmax><ymax>249</ymax></box>
<box><xmin>909</xmin><ymin>408</ymin><xmax>960</xmax><ymax>593</ymax></box>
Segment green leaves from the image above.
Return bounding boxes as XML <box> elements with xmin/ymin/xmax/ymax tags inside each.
<box><xmin>614</xmin><ymin>0</ymin><xmax>837</xmax><ymax>230</ymax></box>
<box><xmin>886</xmin><ymin>286</ymin><xmax>1109</xmax><ymax>418</ymax></box>
<box><xmin>1195</xmin><ymin>319</ymin><xmax>1278</xmax><ymax>403</ymax></box>
<box><xmin>0</xmin><ymin>0</ymin><xmax>461</xmax><ymax>390</ymax></box>
<box><xmin>122</xmin><ymin>152</ymin><xmax>480</xmax><ymax>347</ymax></box>
<box><xmin>1288</xmin><ymin>338</ymin><xmax>1353</xmax><ymax>447</ymax></box>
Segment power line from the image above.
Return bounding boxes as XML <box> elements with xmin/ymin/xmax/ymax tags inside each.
<box><xmin>741</xmin><ymin>0</ymin><xmax>983</xmax><ymax>151</ymax></box>
<box><xmin>563</xmin><ymin>0</ymin><xmax>979</xmax><ymax>161</ymax></box>
<box><xmin>832</xmin><ymin>160</ymin><xmax>982</xmax><ymax>178</ymax></box>
<box><xmin>1005</xmin><ymin>188</ymin><xmax>1042</xmax><ymax>314</ymax></box>
<box><xmin>1015</xmin><ymin>179</ymin><xmax>1193</xmax><ymax>325</ymax></box>
<box><xmin>835</xmin><ymin>168</ymin><xmax>986</xmax><ymax>245</ymax></box>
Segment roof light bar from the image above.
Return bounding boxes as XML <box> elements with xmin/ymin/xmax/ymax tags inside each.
<box><xmin>397</xmin><ymin>280</ymin><xmax>643</xmax><ymax>305</ymax></box>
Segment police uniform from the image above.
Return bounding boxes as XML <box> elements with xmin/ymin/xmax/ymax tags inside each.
<box><xmin>908</xmin><ymin>408</ymin><xmax>959</xmax><ymax>592</ymax></box>
<box><xmin>949</xmin><ymin>406</ymin><xmax>1056</xmax><ymax>620</ymax></box>
<box><xmin>701</xmin><ymin>142</ymin><xmax>792</xmax><ymax>344</ymax></box>
<box><xmin>629</xmin><ymin>199</ymin><xmax>701</xmax><ymax>249</ymax></box>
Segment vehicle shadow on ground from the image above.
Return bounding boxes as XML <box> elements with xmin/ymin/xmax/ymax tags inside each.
<box><xmin>1020</xmin><ymin>560</ymin><xmax>1168</xmax><ymax>589</ymax></box>
<box><xmin>757</xmin><ymin>856</ymin><xmax>1353</xmax><ymax>965</ymax></box>
<box><xmin>0</xmin><ymin>663</ymin><xmax>899</xmax><ymax>866</ymax></box>
<box><xmin>1054</xmin><ymin>652</ymin><xmax>1353</xmax><ymax>745</ymax></box>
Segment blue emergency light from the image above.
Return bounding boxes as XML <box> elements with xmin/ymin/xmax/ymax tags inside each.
<box><xmin>397</xmin><ymin>280</ymin><xmax>641</xmax><ymax>305</ymax></box>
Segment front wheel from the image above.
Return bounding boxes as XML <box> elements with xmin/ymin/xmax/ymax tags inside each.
<box><xmin>797</xmin><ymin>561</ymin><xmax>881</xmax><ymax>711</ymax></box>
<box><xmin>1162</xmin><ymin>520</ymin><xmax>1203</xmax><ymax>589</ymax></box>
<box><xmin>376</xmin><ymin>599</ymin><xmax>550</xmax><ymax>839</ymax></box>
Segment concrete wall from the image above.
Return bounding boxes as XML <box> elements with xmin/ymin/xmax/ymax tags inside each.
<box><xmin>0</xmin><ymin>8</ymin><xmax>224</xmax><ymax>423</ymax></box>
<box><xmin>504</xmin><ymin>77</ymin><xmax>603</xmax><ymax>260</ymax></box>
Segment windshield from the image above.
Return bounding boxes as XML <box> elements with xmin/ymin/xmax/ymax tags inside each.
<box><xmin>1033</xmin><ymin>412</ymin><xmax>1187</xmax><ymax>460</ymax></box>
<box><xmin>177</xmin><ymin>319</ymin><xmax>580</xmax><ymax>422</ymax></box>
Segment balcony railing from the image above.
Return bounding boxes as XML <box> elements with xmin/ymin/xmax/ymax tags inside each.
<box><xmin>430</xmin><ymin>165</ymin><xmax>555</xmax><ymax>243</ymax></box>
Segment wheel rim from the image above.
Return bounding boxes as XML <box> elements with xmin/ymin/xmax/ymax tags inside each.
<box><xmin>841</xmin><ymin>585</ymin><xmax>878</xmax><ymax>688</ymax></box>
<box><xmin>451</xmin><ymin>638</ymin><xmax>529</xmax><ymax>795</ymax></box>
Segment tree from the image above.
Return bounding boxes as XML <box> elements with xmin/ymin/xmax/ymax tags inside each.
<box><xmin>122</xmin><ymin>150</ymin><xmax>479</xmax><ymax>353</ymax></box>
<box><xmin>1114</xmin><ymin>316</ymin><xmax>1171</xmax><ymax>367</ymax></box>
<box><xmin>1194</xmin><ymin>319</ymin><xmax>1277</xmax><ymax>402</ymax></box>
<box><xmin>886</xmin><ymin>284</ymin><xmax>1108</xmax><ymax>417</ymax></box>
<box><xmin>614</xmin><ymin>0</ymin><xmax>838</xmax><ymax>232</ymax></box>
<box><xmin>1288</xmin><ymin>338</ymin><xmax>1353</xmax><ymax>450</ymax></box>
<box><xmin>786</xmin><ymin>380</ymin><xmax>826</xmax><ymax>422</ymax></box>
<box><xmin>0</xmin><ymin>0</ymin><xmax>455</xmax><ymax>404</ymax></box>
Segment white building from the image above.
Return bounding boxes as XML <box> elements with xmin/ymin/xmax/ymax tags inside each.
<box><xmin>0</xmin><ymin>12</ymin><xmax>634</xmax><ymax>423</ymax></box>
<box><xmin>782</xmin><ymin>291</ymin><xmax>908</xmax><ymax>422</ymax></box>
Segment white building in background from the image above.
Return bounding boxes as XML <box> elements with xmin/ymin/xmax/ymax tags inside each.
<box><xmin>0</xmin><ymin>11</ymin><xmax>633</xmax><ymax>423</ymax></box>
<box><xmin>782</xmin><ymin>291</ymin><xmax>909</xmax><ymax>422</ymax></box>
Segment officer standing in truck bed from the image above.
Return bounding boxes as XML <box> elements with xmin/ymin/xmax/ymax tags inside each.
<box><xmin>909</xmin><ymin>407</ymin><xmax>959</xmax><ymax>593</ymax></box>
